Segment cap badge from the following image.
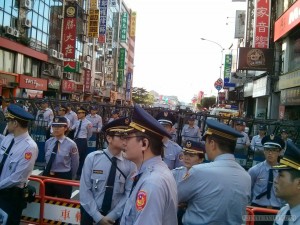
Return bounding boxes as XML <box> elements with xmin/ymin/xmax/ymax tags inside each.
<box><xmin>270</xmin><ymin>134</ymin><xmax>274</xmax><ymax>140</ymax></box>
<box><xmin>125</xmin><ymin>118</ymin><xmax>129</xmax><ymax>125</ymax></box>
<box><xmin>54</xmin><ymin>118</ymin><xmax>59</xmax><ymax>122</ymax></box>
<box><xmin>186</xmin><ymin>141</ymin><xmax>192</xmax><ymax>148</ymax></box>
<box><xmin>164</xmin><ymin>112</ymin><xmax>168</xmax><ymax>117</ymax></box>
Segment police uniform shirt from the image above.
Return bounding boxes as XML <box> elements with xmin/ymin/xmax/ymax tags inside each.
<box><xmin>45</xmin><ymin>137</ymin><xmax>79</xmax><ymax>178</ymax></box>
<box><xmin>236</xmin><ymin>131</ymin><xmax>250</xmax><ymax>149</ymax></box>
<box><xmin>86</xmin><ymin>114</ymin><xmax>103</xmax><ymax>132</ymax></box>
<box><xmin>72</xmin><ymin>118</ymin><xmax>93</xmax><ymax>139</ymax></box>
<box><xmin>163</xmin><ymin>139</ymin><xmax>184</xmax><ymax>170</ymax></box>
<box><xmin>36</xmin><ymin>107</ymin><xmax>54</xmax><ymax>126</ymax></box>
<box><xmin>0</xmin><ymin>134</ymin><xmax>4</xmax><ymax>145</ymax></box>
<box><xmin>0</xmin><ymin>133</ymin><xmax>38</xmax><ymax>189</ymax></box>
<box><xmin>177</xmin><ymin>154</ymin><xmax>251</xmax><ymax>225</ymax></box>
<box><xmin>274</xmin><ymin>204</ymin><xmax>300</xmax><ymax>225</ymax></box>
<box><xmin>65</xmin><ymin>110</ymin><xmax>78</xmax><ymax>127</ymax></box>
<box><xmin>172</xmin><ymin>166</ymin><xmax>187</xmax><ymax>185</ymax></box>
<box><xmin>251</xmin><ymin>134</ymin><xmax>264</xmax><ymax>151</ymax></box>
<box><xmin>181</xmin><ymin>124</ymin><xmax>201</xmax><ymax>142</ymax></box>
<box><xmin>120</xmin><ymin>156</ymin><xmax>178</xmax><ymax>225</ymax></box>
<box><xmin>80</xmin><ymin>149</ymin><xmax>136</xmax><ymax>223</ymax></box>
<box><xmin>248</xmin><ymin>161</ymin><xmax>284</xmax><ymax>208</ymax></box>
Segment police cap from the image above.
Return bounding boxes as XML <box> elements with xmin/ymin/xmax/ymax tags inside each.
<box><xmin>273</xmin><ymin>142</ymin><xmax>300</xmax><ymax>170</ymax></box>
<box><xmin>183</xmin><ymin>140</ymin><xmax>205</xmax><ymax>156</ymax></box>
<box><xmin>129</xmin><ymin>104</ymin><xmax>172</xmax><ymax>139</ymax></box>
<box><xmin>6</xmin><ymin>104</ymin><xmax>34</xmax><ymax>121</ymax></box>
<box><xmin>258</xmin><ymin>125</ymin><xmax>267</xmax><ymax>131</ymax></box>
<box><xmin>157</xmin><ymin>112</ymin><xmax>176</xmax><ymax>126</ymax></box>
<box><xmin>101</xmin><ymin>117</ymin><xmax>132</xmax><ymax>134</ymax></box>
<box><xmin>52</xmin><ymin>116</ymin><xmax>68</xmax><ymax>127</ymax></box>
<box><xmin>261</xmin><ymin>135</ymin><xmax>285</xmax><ymax>150</ymax></box>
<box><xmin>77</xmin><ymin>106</ymin><xmax>87</xmax><ymax>114</ymax></box>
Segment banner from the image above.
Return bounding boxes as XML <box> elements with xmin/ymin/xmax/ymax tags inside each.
<box><xmin>88</xmin><ymin>9</ymin><xmax>100</xmax><ymax>38</ymax></box>
<box><xmin>130</xmin><ymin>12</ymin><xmax>136</xmax><ymax>37</ymax></box>
<box><xmin>62</xmin><ymin>4</ymin><xmax>77</xmax><ymax>59</ymax></box>
<box><xmin>120</xmin><ymin>13</ymin><xmax>128</xmax><ymax>42</ymax></box>
<box><xmin>99</xmin><ymin>0</ymin><xmax>108</xmax><ymax>43</ymax></box>
<box><xmin>125</xmin><ymin>72</ymin><xmax>132</xmax><ymax>101</ymax></box>
<box><xmin>223</xmin><ymin>54</ymin><xmax>232</xmax><ymax>83</ymax></box>
<box><xmin>84</xmin><ymin>69</ymin><xmax>92</xmax><ymax>92</ymax></box>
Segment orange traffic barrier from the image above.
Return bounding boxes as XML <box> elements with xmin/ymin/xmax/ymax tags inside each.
<box><xmin>246</xmin><ymin>206</ymin><xmax>279</xmax><ymax>225</ymax></box>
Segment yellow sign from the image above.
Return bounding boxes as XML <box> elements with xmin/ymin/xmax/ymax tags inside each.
<box><xmin>130</xmin><ymin>12</ymin><xmax>136</xmax><ymax>37</ymax></box>
<box><xmin>90</xmin><ymin>0</ymin><xmax>98</xmax><ymax>9</ymax></box>
<box><xmin>88</xmin><ymin>9</ymin><xmax>100</xmax><ymax>38</ymax></box>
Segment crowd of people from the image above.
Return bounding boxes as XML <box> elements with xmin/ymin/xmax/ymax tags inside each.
<box><xmin>0</xmin><ymin>100</ymin><xmax>299</xmax><ymax>225</ymax></box>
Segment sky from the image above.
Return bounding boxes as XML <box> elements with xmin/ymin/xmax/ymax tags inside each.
<box><xmin>123</xmin><ymin>0</ymin><xmax>246</xmax><ymax>103</ymax></box>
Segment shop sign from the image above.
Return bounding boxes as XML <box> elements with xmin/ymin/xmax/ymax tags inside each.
<box><xmin>88</xmin><ymin>9</ymin><xmax>100</xmax><ymax>38</ymax></box>
<box><xmin>98</xmin><ymin>0</ymin><xmax>108</xmax><ymax>43</ymax></box>
<box><xmin>245</xmin><ymin>0</ymin><xmax>255</xmax><ymax>47</ymax></box>
<box><xmin>26</xmin><ymin>89</ymin><xmax>43</xmax><ymax>98</ymax></box>
<box><xmin>279</xmin><ymin>105</ymin><xmax>285</xmax><ymax>120</ymax></box>
<box><xmin>76</xmin><ymin>84</ymin><xmax>84</xmax><ymax>93</ymax></box>
<box><xmin>19</xmin><ymin>75</ymin><xmax>48</xmax><ymax>91</ymax></box>
<box><xmin>237</xmin><ymin>47</ymin><xmax>273</xmax><ymax>71</ymax></box>
<box><xmin>61</xmin><ymin>80</ymin><xmax>76</xmax><ymax>93</ymax></box>
<box><xmin>117</xmin><ymin>69</ymin><xmax>124</xmax><ymax>87</ymax></box>
<box><xmin>106</xmin><ymin>28</ymin><xmax>113</xmax><ymax>48</ymax></box>
<box><xmin>279</xmin><ymin>70</ymin><xmax>300</xmax><ymax>90</ymax></box>
<box><xmin>62</xmin><ymin>4</ymin><xmax>77</xmax><ymax>59</ymax></box>
<box><xmin>64</xmin><ymin>61</ymin><xmax>80</xmax><ymax>73</ymax></box>
<box><xmin>130</xmin><ymin>12</ymin><xmax>136</xmax><ymax>37</ymax></box>
<box><xmin>118</xmin><ymin>48</ymin><xmax>125</xmax><ymax>70</ymax></box>
<box><xmin>48</xmin><ymin>79</ymin><xmax>60</xmax><ymax>90</ymax></box>
<box><xmin>253</xmin><ymin>76</ymin><xmax>269</xmax><ymax>98</ymax></box>
<box><xmin>0</xmin><ymin>74</ymin><xmax>16</xmax><ymax>86</ymax></box>
<box><xmin>90</xmin><ymin>0</ymin><xmax>98</xmax><ymax>9</ymax></box>
<box><xmin>125</xmin><ymin>72</ymin><xmax>132</xmax><ymax>101</ymax></box>
<box><xmin>253</xmin><ymin>0</ymin><xmax>271</xmax><ymax>48</ymax></box>
<box><xmin>234</xmin><ymin>10</ymin><xmax>245</xmax><ymax>39</ymax></box>
<box><xmin>280</xmin><ymin>86</ymin><xmax>300</xmax><ymax>105</ymax></box>
<box><xmin>223</xmin><ymin>54</ymin><xmax>232</xmax><ymax>82</ymax></box>
<box><xmin>274</xmin><ymin>0</ymin><xmax>300</xmax><ymax>41</ymax></box>
<box><xmin>120</xmin><ymin>13</ymin><xmax>128</xmax><ymax>42</ymax></box>
<box><xmin>0</xmin><ymin>78</ymin><xmax>8</xmax><ymax>86</ymax></box>
<box><xmin>84</xmin><ymin>69</ymin><xmax>92</xmax><ymax>92</ymax></box>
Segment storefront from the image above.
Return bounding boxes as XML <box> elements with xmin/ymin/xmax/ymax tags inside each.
<box><xmin>0</xmin><ymin>72</ymin><xmax>18</xmax><ymax>97</ymax></box>
<box><xmin>45</xmin><ymin>78</ymin><xmax>61</xmax><ymax>99</ymax></box>
<box><xmin>61</xmin><ymin>80</ymin><xmax>76</xmax><ymax>100</ymax></box>
<box><xmin>252</xmin><ymin>76</ymin><xmax>270</xmax><ymax>119</ymax></box>
<box><xmin>18</xmin><ymin>74</ymin><xmax>48</xmax><ymax>98</ymax></box>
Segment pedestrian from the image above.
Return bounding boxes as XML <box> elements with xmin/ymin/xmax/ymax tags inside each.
<box><xmin>248</xmin><ymin>135</ymin><xmax>285</xmax><ymax>225</ymax></box>
<box><xmin>65</xmin><ymin>103</ymin><xmax>78</xmax><ymax>139</ymax></box>
<box><xmin>0</xmin><ymin>104</ymin><xmax>38</xmax><ymax>225</ymax></box>
<box><xmin>44</xmin><ymin>116</ymin><xmax>79</xmax><ymax>199</ymax></box>
<box><xmin>157</xmin><ymin>113</ymin><xmax>184</xmax><ymax>169</ymax></box>
<box><xmin>177</xmin><ymin>119</ymin><xmax>251</xmax><ymax>225</ymax></box>
<box><xmin>280</xmin><ymin>129</ymin><xmax>293</xmax><ymax>156</ymax></box>
<box><xmin>173</xmin><ymin>140</ymin><xmax>205</xmax><ymax>225</ymax></box>
<box><xmin>108</xmin><ymin>109</ymin><xmax>120</xmax><ymax>123</ymax></box>
<box><xmin>35</xmin><ymin>99</ymin><xmax>54</xmax><ymax>139</ymax></box>
<box><xmin>273</xmin><ymin>141</ymin><xmax>300</xmax><ymax>225</ymax></box>
<box><xmin>120</xmin><ymin>104</ymin><xmax>178</xmax><ymax>225</ymax></box>
<box><xmin>181</xmin><ymin>116</ymin><xmax>201</xmax><ymax>143</ymax></box>
<box><xmin>86</xmin><ymin>105</ymin><xmax>103</xmax><ymax>149</ymax></box>
<box><xmin>71</xmin><ymin>107</ymin><xmax>92</xmax><ymax>179</ymax></box>
<box><xmin>80</xmin><ymin>117</ymin><xmax>136</xmax><ymax>225</ymax></box>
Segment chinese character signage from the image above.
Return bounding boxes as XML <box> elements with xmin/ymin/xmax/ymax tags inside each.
<box><xmin>48</xmin><ymin>79</ymin><xmax>60</xmax><ymax>90</ymax></box>
<box><xmin>84</xmin><ymin>69</ymin><xmax>92</xmax><ymax>92</ymax></box>
<box><xmin>223</xmin><ymin>54</ymin><xmax>232</xmax><ymax>82</ymax></box>
<box><xmin>88</xmin><ymin>9</ymin><xmax>100</xmax><ymax>38</ymax></box>
<box><xmin>245</xmin><ymin>0</ymin><xmax>255</xmax><ymax>47</ymax></box>
<box><xmin>118</xmin><ymin>48</ymin><xmax>126</xmax><ymax>70</ymax></box>
<box><xmin>62</xmin><ymin>4</ymin><xmax>77</xmax><ymax>59</ymax></box>
<box><xmin>234</xmin><ymin>10</ymin><xmax>245</xmax><ymax>39</ymax></box>
<box><xmin>64</xmin><ymin>61</ymin><xmax>76</xmax><ymax>72</ymax></box>
<box><xmin>130</xmin><ymin>12</ymin><xmax>136</xmax><ymax>37</ymax></box>
<box><xmin>106</xmin><ymin>27</ymin><xmax>113</xmax><ymax>48</ymax></box>
<box><xmin>117</xmin><ymin>69</ymin><xmax>124</xmax><ymax>87</ymax></box>
<box><xmin>120</xmin><ymin>12</ymin><xmax>128</xmax><ymax>42</ymax></box>
<box><xmin>98</xmin><ymin>0</ymin><xmax>108</xmax><ymax>43</ymax></box>
<box><xmin>125</xmin><ymin>72</ymin><xmax>132</xmax><ymax>101</ymax></box>
<box><xmin>90</xmin><ymin>0</ymin><xmax>98</xmax><ymax>9</ymax></box>
<box><xmin>254</xmin><ymin>0</ymin><xmax>270</xmax><ymax>48</ymax></box>
<box><xmin>19</xmin><ymin>75</ymin><xmax>48</xmax><ymax>91</ymax></box>
<box><xmin>61</xmin><ymin>80</ymin><xmax>76</xmax><ymax>93</ymax></box>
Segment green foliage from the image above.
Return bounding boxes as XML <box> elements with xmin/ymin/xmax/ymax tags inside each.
<box><xmin>132</xmin><ymin>87</ymin><xmax>155</xmax><ymax>106</ymax></box>
<box><xmin>201</xmin><ymin>96</ymin><xmax>216</xmax><ymax>108</ymax></box>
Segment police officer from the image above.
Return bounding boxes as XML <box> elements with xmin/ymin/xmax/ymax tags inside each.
<box><xmin>157</xmin><ymin>114</ymin><xmax>184</xmax><ymax>170</ymax></box>
<box><xmin>172</xmin><ymin>140</ymin><xmax>205</xmax><ymax>225</ymax></box>
<box><xmin>177</xmin><ymin>120</ymin><xmax>251</xmax><ymax>225</ymax></box>
<box><xmin>108</xmin><ymin>109</ymin><xmax>120</xmax><ymax>123</ymax></box>
<box><xmin>249</xmin><ymin>135</ymin><xmax>285</xmax><ymax>225</ymax></box>
<box><xmin>0</xmin><ymin>104</ymin><xmax>38</xmax><ymax>225</ymax></box>
<box><xmin>44</xmin><ymin>116</ymin><xmax>79</xmax><ymax>199</ymax></box>
<box><xmin>86</xmin><ymin>105</ymin><xmax>103</xmax><ymax>149</ymax></box>
<box><xmin>181</xmin><ymin>116</ymin><xmax>201</xmax><ymax>143</ymax></box>
<box><xmin>80</xmin><ymin>117</ymin><xmax>136</xmax><ymax>225</ymax></box>
<box><xmin>120</xmin><ymin>104</ymin><xmax>178</xmax><ymax>225</ymax></box>
<box><xmin>65</xmin><ymin>103</ymin><xmax>78</xmax><ymax>139</ymax></box>
<box><xmin>273</xmin><ymin>142</ymin><xmax>300</xmax><ymax>225</ymax></box>
<box><xmin>280</xmin><ymin>129</ymin><xmax>293</xmax><ymax>156</ymax></box>
<box><xmin>251</xmin><ymin>124</ymin><xmax>268</xmax><ymax>166</ymax></box>
<box><xmin>72</xmin><ymin>107</ymin><xmax>92</xmax><ymax>179</ymax></box>
<box><xmin>35</xmin><ymin>99</ymin><xmax>54</xmax><ymax>139</ymax></box>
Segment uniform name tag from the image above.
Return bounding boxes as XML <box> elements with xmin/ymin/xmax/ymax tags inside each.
<box><xmin>93</xmin><ymin>170</ymin><xmax>103</xmax><ymax>174</ymax></box>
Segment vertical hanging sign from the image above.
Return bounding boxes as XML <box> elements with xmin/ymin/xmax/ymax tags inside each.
<box><xmin>253</xmin><ymin>0</ymin><xmax>271</xmax><ymax>48</ymax></box>
<box><xmin>120</xmin><ymin>12</ymin><xmax>128</xmax><ymax>42</ymax></box>
<box><xmin>130</xmin><ymin>12</ymin><xmax>136</xmax><ymax>37</ymax></box>
<box><xmin>62</xmin><ymin>4</ymin><xmax>77</xmax><ymax>59</ymax></box>
<box><xmin>223</xmin><ymin>54</ymin><xmax>232</xmax><ymax>83</ymax></box>
<box><xmin>88</xmin><ymin>9</ymin><xmax>100</xmax><ymax>38</ymax></box>
<box><xmin>117</xmin><ymin>48</ymin><xmax>126</xmax><ymax>87</ymax></box>
<box><xmin>125</xmin><ymin>72</ymin><xmax>132</xmax><ymax>101</ymax></box>
<box><xmin>99</xmin><ymin>0</ymin><xmax>108</xmax><ymax>43</ymax></box>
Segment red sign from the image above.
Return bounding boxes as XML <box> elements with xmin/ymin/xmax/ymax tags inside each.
<box><xmin>61</xmin><ymin>80</ymin><xmax>76</xmax><ymax>93</ymax></box>
<box><xmin>84</xmin><ymin>69</ymin><xmax>91</xmax><ymax>92</ymax></box>
<box><xmin>19</xmin><ymin>75</ymin><xmax>48</xmax><ymax>91</ymax></box>
<box><xmin>0</xmin><ymin>78</ymin><xmax>7</xmax><ymax>86</ymax></box>
<box><xmin>254</xmin><ymin>0</ymin><xmax>270</xmax><ymax>48</ymax></box>
<box><xmin>76</xmin><ymin>84</ymin><xmax>83</xmax><ymax>92</ymax></box>
<box><xmin>274</xmin><ymin>1</ymin><xmax>300</xmax><ymax>41</ymax></box>
<box><xmin>279</xmin><ymin>105</ymin><xmax>285</xmax><ymax>120</ymax></box>
<box><xmin>98</xmin><ymin>35</ymin><xmax>106</xmax><ymax>44</ymax></box>
<box><xmin>62</xmin><ymin>18</ymin><xmax>77</xmax><ymax>59</ymax></box>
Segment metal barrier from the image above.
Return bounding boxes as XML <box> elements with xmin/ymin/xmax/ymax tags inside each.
<box><xmin>246</xmin><ymin>206</ymin><xmax>279</xmax><ymax>225</ymax></box>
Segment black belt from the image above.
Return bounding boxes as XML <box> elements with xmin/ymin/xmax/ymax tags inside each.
<box><xmin>0</xmin><ymin>187</ymin><xmax>23</xmax><ymax>198</ymax></box>
<box><xmin>251</xmin><ymin>203</ymin><xmax>280</xmax><ymax>210</ymax></box>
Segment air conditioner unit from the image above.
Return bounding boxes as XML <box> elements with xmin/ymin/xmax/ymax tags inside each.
<box><xmin>20</xmin><ymin>0</ymin><xmax>32</xmax><ymax>10</ymax></box>
<box><xmin>63</xmin><ymin>72</ymin><xmax>72</xmax><ymax>80</ymax></box>
<box><xmin>58</xmin><ymin>52</ymin><xmax>64</xmax><ymax>60</ymax></box>
<box><xmin>49</xmin><ymin>49</ymin><xmax>58</xmax><ymax>58</ymax></box>
<box><xmin>52</xmin><ymin>69</ymin><xmax>61</xmax><ymax>78</ymax></box>
<box><xmin>21</xmin><ymin>18</ymin><xmax>31</xmax><ymax>28</ymax></box>
<box><xmin>55</xmin><ymin>65</ymin><xmax>62</xmax><ymax>71</ymax></box>
<box><xmin>5</xmin><ymin>26</ymin><xmax>14</xmax><ymax>36</ymax></box>
<box><xmin>14</xmin><ymin>29</ymin><xmax>20</xmax><ymax>37</ymax></box>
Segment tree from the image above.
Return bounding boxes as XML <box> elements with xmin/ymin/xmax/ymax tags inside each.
<box><xmin>132</xmin><ymin>87</ymin><xmax>155</xmax><ymax>106</ymax></box>
<box><xmin>201</xmin><ymin>96</ymin><xmax>216</xmax><ymax>109</ymax></box>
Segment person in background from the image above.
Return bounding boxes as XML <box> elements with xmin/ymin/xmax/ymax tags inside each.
<box><xmin>248</xmin><ymin>135</ymin><xmax>285</xmax><ymax>225</ymax></box>
<box><xmin>120</xmin><ymin>104</ymin><xmax>178</xmax><ymax>225</ymax></box>
<box><xmin>157</xmin><ymin>114</ymin><xmax>184</xmax><ymax>170</ymax></box>
<box><xmin>35</xmin><ymin>99</ymin><xmax>54</xmax><ymax>140</ymax></box>
<box><xmin>0</xmin><ymin>104</ymin><xmax>38</xmax><ymax>225</ymax></box>
<box><xmin>65</xmin><ymin>103</ymin><xmax>78</xmax><ymax>139</ymax></box>
<box><xmin>177</xmin><ymin>119</ymin><xmax>251</xmax><ymax>225</ymax></box>
<box><xmin>80</xmin><ymin>117</ymin><xmax>136</xmax><ymax>225</ymax></box>
<box><xmin>0</xmin><ymin>97</ymin><xmax>11</xmax><ymax>116</ymax></box>
<box><xmin>72</xmin><ymin>107</ymin><xmax>92</xmax><ymax>180</ymax></box>
<box><xmin>86</xmin><ymin>105</ymin><xmax>103</xmax><ymax>149</ymax></box>
<box><xmin>108</xmin><ymin>110</ymin><xmax>120</xmax><ymax>123</ymax></box>
<box><xmin>43</xmin><ymin>116</ymin><xmax>79</xmax><ymax>199</ymax></box>
<box><xmin>251</xmin><ymin>124</ymin><xmax>268</xmax><ymax>166</ymax></box>
<box><xmin>234</xmin><ymin>119</ymin><xmax>250</xmax><ymax>168</ymax></box>
<box><xmin>280</xmin><ymin>129</ymin><xmax>293</xmax><ymax>156</ymax></box>
<box><xmin>181</xmin><ymin>116</ymin><xmax>201</xmax><ymax>143</ymax></box>
<box><xmin>173</xmin><ymin>140</ymin><xmax>205</xmax><ymax>225</ymax></box>
<box><xmin>273</xmin><ymin>141</ymin><xmax>300</xmax><ymax>225</ymax></box>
